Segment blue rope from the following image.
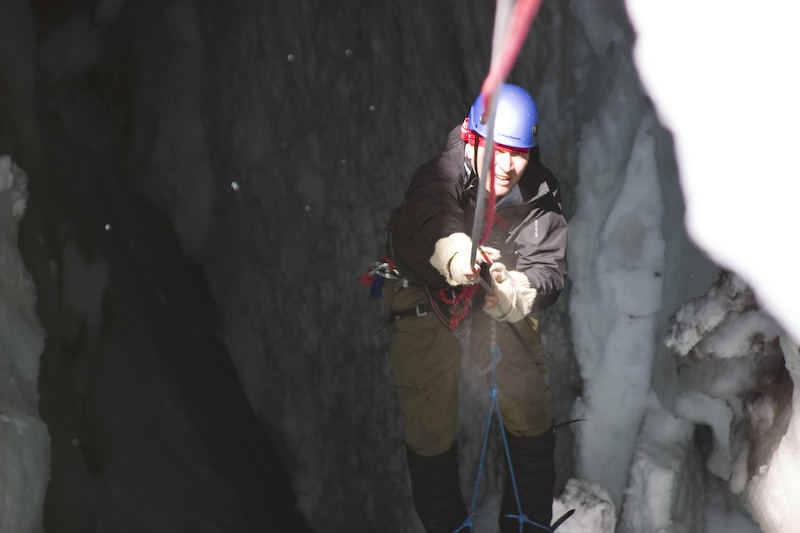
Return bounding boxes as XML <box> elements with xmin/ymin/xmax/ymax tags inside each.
<box><xmin>452</xmin><ymin>318</ymin><xmax>553</xmax><ymax>533</ymax></box>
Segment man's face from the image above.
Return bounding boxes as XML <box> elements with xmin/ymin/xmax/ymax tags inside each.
<box><xmin>472</xmin><ymin>144</ymin><xmax>530</xmax><ymax>197</ymax></box>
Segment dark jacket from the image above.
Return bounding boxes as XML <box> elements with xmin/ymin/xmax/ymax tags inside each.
<box><xmin>387</xmin><ymin>125</ymin><xmax>567</xmax><ymax>313</ymax></box>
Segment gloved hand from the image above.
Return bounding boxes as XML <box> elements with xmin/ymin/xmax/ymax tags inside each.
<box><xmin>483</xmin><ymin>263</ymin><xmax>537</xmax><ymax>322</ymax></box>
<box><xmin>430</xmin><ymin>232</ymin><xmax>500</xmax><ymax>286</ymax></box>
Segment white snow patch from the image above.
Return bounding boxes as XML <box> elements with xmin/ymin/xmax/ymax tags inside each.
<box><xmin>552</xmin><ymin>478</ymin><xmax>616</xmax><ymax>533</ymax></box>
<box><xmin>619</xmin><ymin>397</ymin><xmax>702</xmax><ymax>533</ymax></box>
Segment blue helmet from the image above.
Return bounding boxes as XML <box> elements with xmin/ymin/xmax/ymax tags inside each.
<box><xmin>468</xmin><ymin>83</ymin><xmax>538</xmax><ymax>149</ymax></box>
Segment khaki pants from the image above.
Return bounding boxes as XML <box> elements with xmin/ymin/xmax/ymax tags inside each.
<box><xmin>385</xmin><ymin>280</ymin><xmax>553</xmax><ymax>457</ymax></box>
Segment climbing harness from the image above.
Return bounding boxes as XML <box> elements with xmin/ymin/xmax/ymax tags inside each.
<box><xmin>360</xmin><ymin>256</ymin><xmax>480</xmax><ymax>331</ymax></box>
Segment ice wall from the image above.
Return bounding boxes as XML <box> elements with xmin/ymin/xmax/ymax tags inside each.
<box><xmin>563</xmin><ymin>1</ymin><xmax>719</xmax><ymax>516</ymax></box>
<box><xmin>1</xmin><ymin>2</ymin><xmax>312</xmax><ymax>531</ymax></box>
<box><xmin>626</xmin><ymin>3</ymin><xmax>800</xmax><ymax>531</ymax></box>
<box><xmin>746</xmin><ymin>334</ymin><xmax>800</xmax><ymax>532</ymax></box>
<box><xmin>0</xmin><ymin>157</ymin><xmax>50</xmax><ymax>533</ymax></box>
<box><xmin>661</xmin><ymin>273</ymin><xmax>790</xmax><ymax>533</ymax></box>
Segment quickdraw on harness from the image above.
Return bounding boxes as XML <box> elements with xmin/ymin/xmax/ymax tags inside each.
<box><xmin>358</xmin><ymin>256</ymin><xmax>401</xmax><ymax>298</ymax></box>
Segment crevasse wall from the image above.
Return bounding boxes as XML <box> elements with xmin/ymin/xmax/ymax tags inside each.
<box><xmin>0</xmin><ymin>157</ymin><xmax>50</xmax><ymax>533</ymax></box>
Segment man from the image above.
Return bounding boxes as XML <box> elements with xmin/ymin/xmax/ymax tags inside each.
<box><xmin>384</xmin><ymin>83</ymin><xmax>567</xmax><ymax>532</ymax></box>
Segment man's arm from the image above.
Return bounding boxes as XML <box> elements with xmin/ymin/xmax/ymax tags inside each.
<box><xmin>514</xmin><ymin>210</ymin><xmax>568</xmax><ymax>313</ymax></box>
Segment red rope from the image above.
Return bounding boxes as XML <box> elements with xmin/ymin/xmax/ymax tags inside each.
<box><xmin>481</xmin><ymin>0</ymin><xmax>544</xmax><ymax>99</ymax></box>
<box><xmin>440</xmin><ymin>285</ymin><xmax>480</xmax><ymax>329</ymax></box>
<box><xmin>476</xmin><ymin>0</ymin><xmax>543</xmax><ymax>246</ymax></box>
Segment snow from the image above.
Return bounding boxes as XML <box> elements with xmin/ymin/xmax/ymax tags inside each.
<box><xmin>625</xmin><ymin>0</ymin><xmax>800</xmax><ymax>344</ymax></box>
<box><xmin>619</xmin><ymin>396</ymin><xmax>702</xmax><ymax>533</ymax></box>
<box><xmin>570</xmin><ymin>107</ymin><xmax>667</xmax><ymax>507</ymax></box>
<box><xmin>1</xmin><ymin>1</ymin><xmax>799</xmax><ymax>532</ymax></box>
<box><xmin>552</xmin><ymin>479</ymin><xmax>615</xmax><ymax>533</ymax></box>
<box><xmin>675</xmin><ymin>391</ymin><xmax>733</xmax><ymax>480</ymax></box>
<box><xmin>744</xmin><ymin>333</ymin><xmax>800</xmax><ymax>532</ymax></box>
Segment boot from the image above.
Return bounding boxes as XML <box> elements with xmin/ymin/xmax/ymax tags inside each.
<box><xmin>406</xmin><ymin>441</ymin><xmax>469</xmax><ymax>533</ymax></box>
<box><xmin>498</xmin><ymin>427</ymin><xmax>555</xmax><ymax>532</ymax></box>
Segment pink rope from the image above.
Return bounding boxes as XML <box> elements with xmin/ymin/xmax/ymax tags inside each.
<box><xmin>481</xmin><ymin>0</ymin><xmax>544</xmax><ymax>99</ymax></box>
<box><xmin>476</xmin><ymin>0</ymin><xmax>543</xmax><ymax>246</ymax></box>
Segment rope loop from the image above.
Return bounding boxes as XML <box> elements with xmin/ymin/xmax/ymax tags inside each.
<box><xmin>453</xmin><ymin>318</ymin><xmax>556</xmax><ymax>533</ymax></box>
<box><xmin>441</xmin><ymin>284</ymin><xmax>479</xmax><ymax>330</ymax></box>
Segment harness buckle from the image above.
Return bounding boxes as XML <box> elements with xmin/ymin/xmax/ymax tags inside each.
<box><xmin>415</xmin><ymin>304</ymin><xmax>427</xmax><ymax>317</ymax></box>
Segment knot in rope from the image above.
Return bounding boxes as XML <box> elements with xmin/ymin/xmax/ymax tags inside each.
<box><xmin>505</xmin><ymin>513</ymin><xmax>554</xmax><ymax>532</ymax></box>
<box><xmin>451</xmin><ymin>515</ymin><xmax>474</xmax><ymax>533</ymax></box>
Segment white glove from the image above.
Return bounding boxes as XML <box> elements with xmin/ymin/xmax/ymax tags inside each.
<box><xmin>483</xmin><ymin>263</ymin><xmax>537</xmax><ymax>322</ymax></box>
<box><xmin>429</xmin><ymin>232</ymin><xmax>500</xmax><ymax>286</ymax></box>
